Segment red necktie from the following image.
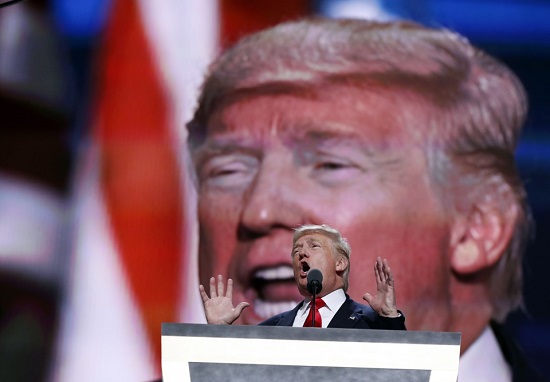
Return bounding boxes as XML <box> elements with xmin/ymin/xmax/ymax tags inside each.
<box><xmin>303</xmin><ymin>297</ymin><xmax>326</xmax><ymax>327</ymax></box>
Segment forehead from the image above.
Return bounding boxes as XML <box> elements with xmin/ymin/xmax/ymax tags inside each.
<box><xmin>203</xmin><ymin>85</ymin><xmax>430</xmax><ymax>148</ymax></box>
<box><xmin>294</xmin><ymin>232</ymin><xmax>331</xmax><ymax>246</ymax></box>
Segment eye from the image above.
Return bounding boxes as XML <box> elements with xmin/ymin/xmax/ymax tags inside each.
<box><xmin>199</xmin><ymin>154</ymin><xmax>258</xmax><ymax>188</ymax></box>
<box><xmin>209</xmin><ymin>162</ymin><xmax>247</xmax><ymax>177</ymax></box>
<box><xmin>315</xmin><ymin>161</ymin><xmax>350</xmax><ymax>171</ymax></box>
<box><xmin>311</xmin><ymin>157</ymin><xmax>362</xmax><ymax>184</ymax></box>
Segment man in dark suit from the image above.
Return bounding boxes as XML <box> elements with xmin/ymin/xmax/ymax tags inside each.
<box><xmin>199</xmin><ymin>224</ymin><xmax>406</xmax><ymax>331</ymax></box>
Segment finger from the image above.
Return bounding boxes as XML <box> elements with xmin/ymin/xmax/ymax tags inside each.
<box><xmin>384</xmin><ymin>261</ymin><xmax>394</xmax><ymax>286</ymax></box>
<box><xmin>374</xmin><ymin>258</ymin><xmax>383</xmax><ymax>285</ymax></box>
<box><xmin>226</xmin><ymin>278</ymin><xmax>234</xmax><ymax>299</ymax></box>
<box><xmin>226</xmin><ymin>302</ymin><xmax>250</xmax><ymax>324</ymax></box>
<box><xmin>382</xmin><ymin>258</ymin><xmax>394</xmax><ymax>286</ymax></box>
<box><xmin>362</xmin><ymin>293</ymin><xmax>373</xmax><ymax>305</ymax></box>
<box><xmin>380</xmin><ymin>258</ymin><xmax>389</xmax><ymax>283</ymax></box>
<box><xmin>199</xmin><ymin>284</ymin><xmax>210</xmax><ymax>302</ymax></box>
<box><xmin>386</xmin><ymin>271</ymin><xmax>394</xmax><ymax>287</ymax></box>
<box><xmin>209</xmin><ymin>276</ymin><xmax>217</xmax><ymax>298</ymax></box>
<box><xmin>380</xmin><ymin>259</ymin><xmax>389</xmax><ymax>283</ymax></box>
<box><xmin>217</xmin><ymin>274</ymin><xmax>225</xmax><ymax>296</ymax></box>
<box><xmin>234</xmin><ymin>302</ymin><xmax>250</xmax><ymax>316</ymax></box>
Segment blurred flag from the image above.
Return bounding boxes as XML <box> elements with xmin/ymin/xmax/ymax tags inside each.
<box><xmin>54</xmin><ymin>1</ymin><xmax>217</xmax><ymax>381</ymax></box>
<box><xmin>53</xmin><ymin>0</ymin><xmax>312</xmax><ymax>380</ymax></box>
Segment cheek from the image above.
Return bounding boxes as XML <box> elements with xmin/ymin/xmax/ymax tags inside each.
<box><xmin>198</xmin><ymin>193</ymin><xmax>242</xmax><ymax>280</ymax></box>
<box><xmin>343</xmin><ymin>217</ymin><xmax>451</xmax><ymax>304</ymax></box>
<box><xmin>199</xmin><ymin>199</ymin><xmax>236</xmax><ymax>229</ymax></box>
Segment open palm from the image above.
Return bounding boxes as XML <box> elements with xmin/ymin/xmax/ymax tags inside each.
<box><xmin>199</xmin><ymin>275</ymin><xmax>249</xmax><ymax>324</ymax></box>
<box><xmin>363</xmin><ymin>257</ymin><xmax>399</xmax><ymax>317</ymax></box>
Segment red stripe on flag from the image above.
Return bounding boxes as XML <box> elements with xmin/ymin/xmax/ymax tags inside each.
<box><xmin>94</xmin><ymin>0</ymin><xmax>183</xmax><ymax>368</ymax></box>
<box><xmin>221</xmin><ymin>0</ymin><xmax>311</xmax><ymax>47</ymax></box>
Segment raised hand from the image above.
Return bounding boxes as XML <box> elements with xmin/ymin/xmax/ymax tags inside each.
<box><xmin>199</xmin><ymin>275</ymin><xmax>249</xmax><ymax>324</ymax></box>
<box><xmin>363</xmin><ymin>257</ymin><xmax>399</xmax><ymax>317</ymax></box>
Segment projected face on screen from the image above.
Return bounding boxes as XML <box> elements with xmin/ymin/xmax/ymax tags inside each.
<box><xmin>194</xmin><ymin>84</ymin><xmax>453</xmax><ymax>330</ymax></box>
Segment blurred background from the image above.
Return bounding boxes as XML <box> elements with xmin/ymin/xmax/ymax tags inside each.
<box><xmin>0</xmin><ymin>0</ymin><xmax>548</xmax><ymax>381</ymax></box>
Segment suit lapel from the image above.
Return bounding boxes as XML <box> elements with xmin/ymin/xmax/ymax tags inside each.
<box><xmin>327</xmin><ymin>297</ymin><xmax>364</xmax><ymax>329</ymax></box>
<box><xmin>277</xmin><ymin>296</ymin><xmax>366</xmax><ymax>328</ymax></box>
<box><xmin>277</xmin><ymin>301</ymin><xmax>304</xmax><ymax>326</ymax></box>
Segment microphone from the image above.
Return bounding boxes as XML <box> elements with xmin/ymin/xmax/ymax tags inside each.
<box><xmin>307</xmin><ymin>269</ymin><xmax>323</xmax><ymax>295</ymax></box>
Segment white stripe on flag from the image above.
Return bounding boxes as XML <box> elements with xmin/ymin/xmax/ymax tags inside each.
<box><xmin>53</xmin><ymin>144</ymin><xmax>156</xmax><ymax>382</ymax></box>
<box><xmin>136</xmin><ymin>0</ymin><xmax>218</xmax><ymax>324</ymax></box>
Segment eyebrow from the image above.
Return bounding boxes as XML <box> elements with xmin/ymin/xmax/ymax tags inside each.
<box><xmin>194</xmin><ymin>119</ymin><xmax>400</xmax><ymax>165</ymax></box>
<box><xmin>292</xmin><ymin>237</ymin><xmax>322</xmax><ymax>252</ymax></box>
<box><xmin>282</xmin><ymin>122</ymin><xmax>385</xmax><ymax>156</ymax></box>
<box><xmin>297</xmin><ymin>136</ymin><xmax>379</xmax><ymax>159</ymax></box>
<box><xmin>306</xmin><ymin>237</ymin><xmax>322</xmax><ymax>245</ymax></box>
<box><xmin>283</xmin><ymin>121</ymin><xmax>364</xmax><ymax>143</ymax></box>
<box><xmin>192</xmin><ymin>139</ymin><xmax>261</xmax><ymax>168</ymax></box>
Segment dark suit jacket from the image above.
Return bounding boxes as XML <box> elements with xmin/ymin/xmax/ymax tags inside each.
<box><xmin>258</xmin><ymin>295</ymin><xmax>406</xmax><ymax>330</ymax></box>
<box><xmin>490</xmin><ymin>321</ymin><xmax>548</xmax><ymax>382</ymax></box>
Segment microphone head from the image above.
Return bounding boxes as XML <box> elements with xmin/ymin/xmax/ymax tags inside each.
<box><xmin>306</xmin><ymin>269</ymin><xmax>323</xmax><ymax>295</ymax></box>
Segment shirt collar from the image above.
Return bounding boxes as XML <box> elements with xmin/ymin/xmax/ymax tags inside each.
<box><xmin>299</xmin><ymin>288</ymin><xmax>346</xmax><ymax>317</ymax></box>
<box><xmin>458</xmin><ymin>325</ymin><xmax>512</xmax><ymax>381</ymax></box>
<box><xmin>320</xmin><ymin>288</ymin><xmax>346</xmax><ymax>312</ymax></box>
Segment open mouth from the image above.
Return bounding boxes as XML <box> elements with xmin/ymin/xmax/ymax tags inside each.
<box><xmin>250</xmin><ymin>265</ymin><xmax>300</xmax><ymax>319</ymax></box>
<box><xmin>301</xmin><ymin>261</ymin><xmax>310</xmax><ymax>273</ymax></box>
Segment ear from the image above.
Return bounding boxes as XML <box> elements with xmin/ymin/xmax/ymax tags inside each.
<box><xmin>335</xmin><ymin>256</ymin><xmax>349</xmax><ymax>273</ymax></box>
<box><xmin>450</xmin><ymin>201</ymin><xmax>518</xmax><ymax>274</ymax></box>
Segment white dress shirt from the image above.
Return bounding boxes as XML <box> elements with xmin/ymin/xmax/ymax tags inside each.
<box><xmin>458</xmin><ymin>326</ymin><xmax>512</xmax><ymax>381</ymax></box>
<box><xmin>292</xmin><ymin>289</ymin><xmax>347</xmax><ymax>327</ymax></box>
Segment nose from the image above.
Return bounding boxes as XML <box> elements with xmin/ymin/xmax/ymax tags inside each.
<box><xmin>238</xmin><ymin>153</ymin><xmax>308</xmax><ymax>239</ymax></box>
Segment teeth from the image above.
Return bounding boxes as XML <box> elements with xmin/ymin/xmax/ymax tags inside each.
<box><xmin>254</xmin><ymin>265</ymin><xmax>294</xmax><ymax>280</ymax></box>
<box><xmin>254</xmin><ymin>299</ymin><xmax>299</xmax><ymax>319</ymax></box>
<box><xmin>251</xmin><ymin>266</ymin><xmax>298</xmax><ymax>319</ymax></box>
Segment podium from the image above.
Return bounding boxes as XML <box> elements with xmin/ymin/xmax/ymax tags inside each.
<box><xmin>162</xmin><ymin>323</ymin><xmax>460</xmax><ymax>382</ymax></box>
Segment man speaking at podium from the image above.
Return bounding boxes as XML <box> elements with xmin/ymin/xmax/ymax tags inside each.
<box><xmin>199</xmin><ymin>224</ymin><xmax>406</xmax><ymax>331</ymax></box>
